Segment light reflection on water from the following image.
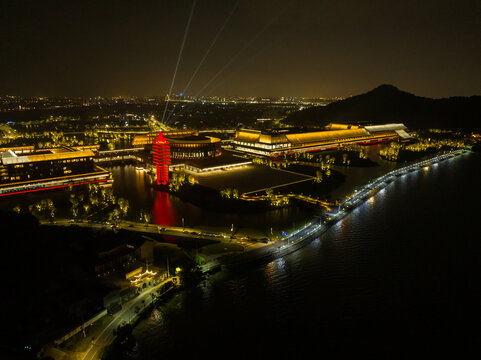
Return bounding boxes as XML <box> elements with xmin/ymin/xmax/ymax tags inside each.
<box><xmin>152</xmin><ymin>191</ymin><xmax>178</xmax><ymax>226</ymax></box>
<box><xmin>264</xmin><ymin>257</ymin><xmax>287</xmax><ymax>285</ymax></box>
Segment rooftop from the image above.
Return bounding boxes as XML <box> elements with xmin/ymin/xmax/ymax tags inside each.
<box><xmin>0</xmin><ymin>146</ymin><xmax>95</xmax><ymax>165</ymax></box>
<box><xmin>235</xmin><ymin>123</ymin><xmax>409</xmax><ymax>146</ymax></box>
<box><xmin>168</xmin><ymin>135</ymin><xmax>221</xmax><ymax>144</ymax></box>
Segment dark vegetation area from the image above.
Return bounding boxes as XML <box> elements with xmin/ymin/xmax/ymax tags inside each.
<box><xmin>285</xmin><ymin>84</ymin><xmax>481</xmax><ymax>130</ymax></box>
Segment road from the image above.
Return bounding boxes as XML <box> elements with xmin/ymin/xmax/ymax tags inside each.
<box><xmin>81</xmin><ymin>277</ymin><xmax>178</xmax><ymax>360</ymax></box>
<box><xmin>45</xmin><ymin>218</ymin><xmax>247</xmax><ymax>243</ymax></box>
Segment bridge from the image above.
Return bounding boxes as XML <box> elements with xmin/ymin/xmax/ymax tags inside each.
<box><xmin>241</xmin><ymin>192</ymin><xmax>334</xmax><ymax>210</ymax></box>
<box><xmin>95</xmin><ymin>148</ymin><xmax>145</xmax><ymax>164</ymax></box>
<box><xmin>199</xmin><ymin>129</ymin><xmax>236</xmax><ymax>134</ymax></box>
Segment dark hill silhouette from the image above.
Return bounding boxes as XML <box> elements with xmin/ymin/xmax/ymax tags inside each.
<box><xmin>285</xmin><ymin>85</ymin><xmax>481</xmax><ymax>130</ymax></box>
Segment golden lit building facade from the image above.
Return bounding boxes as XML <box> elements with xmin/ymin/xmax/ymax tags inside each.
<box><xmin>168</xmin><ymin>135</ymin><xmax>222</xmax><ymax>159</ymax></box>
<box><xmin>0</xmin><ymin>146</ymin><xmax>111</xmax><ymax>196</ymax></box>
<box><xmin>233</xmin><ymin>123</ymin><xmax>412</xmax><ymax>156</ymax></box>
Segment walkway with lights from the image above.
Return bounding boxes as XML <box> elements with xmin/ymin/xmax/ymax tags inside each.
<box><xmin>339</xmin><ymin>148</ymin><xmax>469</xmax><ymax>211</ymax></box>
<box><xmin>45</xmin><ymin>218</ymin><xmax>249</xmax><ymax>243</ymax></box>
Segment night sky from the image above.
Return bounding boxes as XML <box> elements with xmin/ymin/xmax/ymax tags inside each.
<box><xmin>1</xmin><ymin>0</ymin><xmax>480</xmax><ymax>98</ymax></box>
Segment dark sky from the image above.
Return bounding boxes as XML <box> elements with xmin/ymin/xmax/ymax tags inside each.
<box><xmin>1</xmin><ymin>0</ymin><xmax>480</xmax><ymax>98</ymax></box>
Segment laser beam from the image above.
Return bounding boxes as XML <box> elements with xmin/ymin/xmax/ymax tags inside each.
<box><xmin>161</xmin><ymin>0</ymin><xmax>197</xmax><ymax>124</ymax></box>
<box><xmin>182</xmin><ymin>0</ymin><xmax>240</xmax><ymax>95</ymax></box>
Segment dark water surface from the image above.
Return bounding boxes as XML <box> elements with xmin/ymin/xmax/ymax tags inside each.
<box><xmin>132</xmin><ymin>152</ymin><xmax>481</xmax><ymax>357</ymax></box>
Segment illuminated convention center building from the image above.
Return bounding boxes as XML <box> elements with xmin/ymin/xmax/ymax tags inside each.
<box><xmin>133</xmin><ymin>130</ymin><xmax>222</xmax><ymax>159</ymax></box>
<box><xmin>133</xmin><ymin>131</ymin><xmax>250</xmax><ymax>174</ymax></box>
<box><xmin>168</xmin><ymin>135</ymin><xmax>222</xmax><ymax>159</ymax></box>
<box><xmin>233</xmin><ymin>123</ymin><xmax>412</xmax><ymax>156</ymax></box>
<box><xmin>0</xmin><ymin>146</ymin><xmax>111</xmax><ymax>196</ymax></box>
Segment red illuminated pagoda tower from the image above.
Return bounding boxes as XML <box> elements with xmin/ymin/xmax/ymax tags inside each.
<box><xmin>152</xmin><ymin>131</ymin><xmax>171</xmax><ymax>185</ymax></box>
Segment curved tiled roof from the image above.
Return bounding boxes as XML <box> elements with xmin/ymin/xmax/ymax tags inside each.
<box><xmin>258</xmin><ymin>134</ymin><xmax>288</xmax><ymax>144</ymax></box>
<box><xmin>168</xmin><ymin>136</ymin><xmax>221</xmax><ymax>144</ymax></box>
<box><xmin>286</xmin><ymin>129</ymin><xmax>370</xmax><ymax>145</ymax></box>
<box><xmin>364</xmin><ymin>124</ymin><xmax>406</xmax><ymax>132</ymax></box>
<box><xmin>235</xmin><ymin>131</ymin><xmax>261</xmax><ymax>143</ymax></box>
<box><xmin>1</xmin><ymin>150</ymin><xmax>94</xmax><ymax>165</ymax></box>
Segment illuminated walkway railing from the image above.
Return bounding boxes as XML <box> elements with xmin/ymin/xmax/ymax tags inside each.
<box><xmin>340</xmin><ymin>148</ymin><xmax>468</xmax><ymax>210</ymax></box>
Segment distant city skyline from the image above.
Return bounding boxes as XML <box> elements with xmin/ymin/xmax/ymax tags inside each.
<box><xmin>1</xmin><ymin>0</ymin><xmax>480</xmax><ymax>98</ymax></box>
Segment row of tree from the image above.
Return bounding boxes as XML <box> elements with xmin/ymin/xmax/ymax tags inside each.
<box><xmin>25</xmin><ymin>199</ymin><xmax>56</xmax><ymax>221</ymax></box>
<box><xmin>69</xmin><ymin>183</ymin><xmax>131</xmax><ymax>225</ymax></box>
<box><xmin>220</xmin><ymin>187</ymin><xmax>239</xmax><ymax>199</ymax></box>
<box><xmin>253</xmin><ymin>150</ymin><xmax>357</xmax><ymax>170</ymax></box>
<box><xmin>168</xmin><ymin>171</ymin><xmax>196</xmax><ymax>192</ymax></box>
<box><xmin>10</xmin><ymin>183</ymin><xmax>162</xmax><ymax>228</ymax></box>
<box><xmin>378</xmin><ymin>134</ymin><xmax>466</xmax><ymax>161</ymax></box>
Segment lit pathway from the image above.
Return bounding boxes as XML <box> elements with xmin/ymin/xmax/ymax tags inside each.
<box><xmin>81</xmin><ymin>277</ymin><xmax>178</xmax><ymax>360</ymax></box>
<box><xmin>44</xmin><ymin>218</ymin><xmax>247</xmax><ymax>243</ymax></box>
